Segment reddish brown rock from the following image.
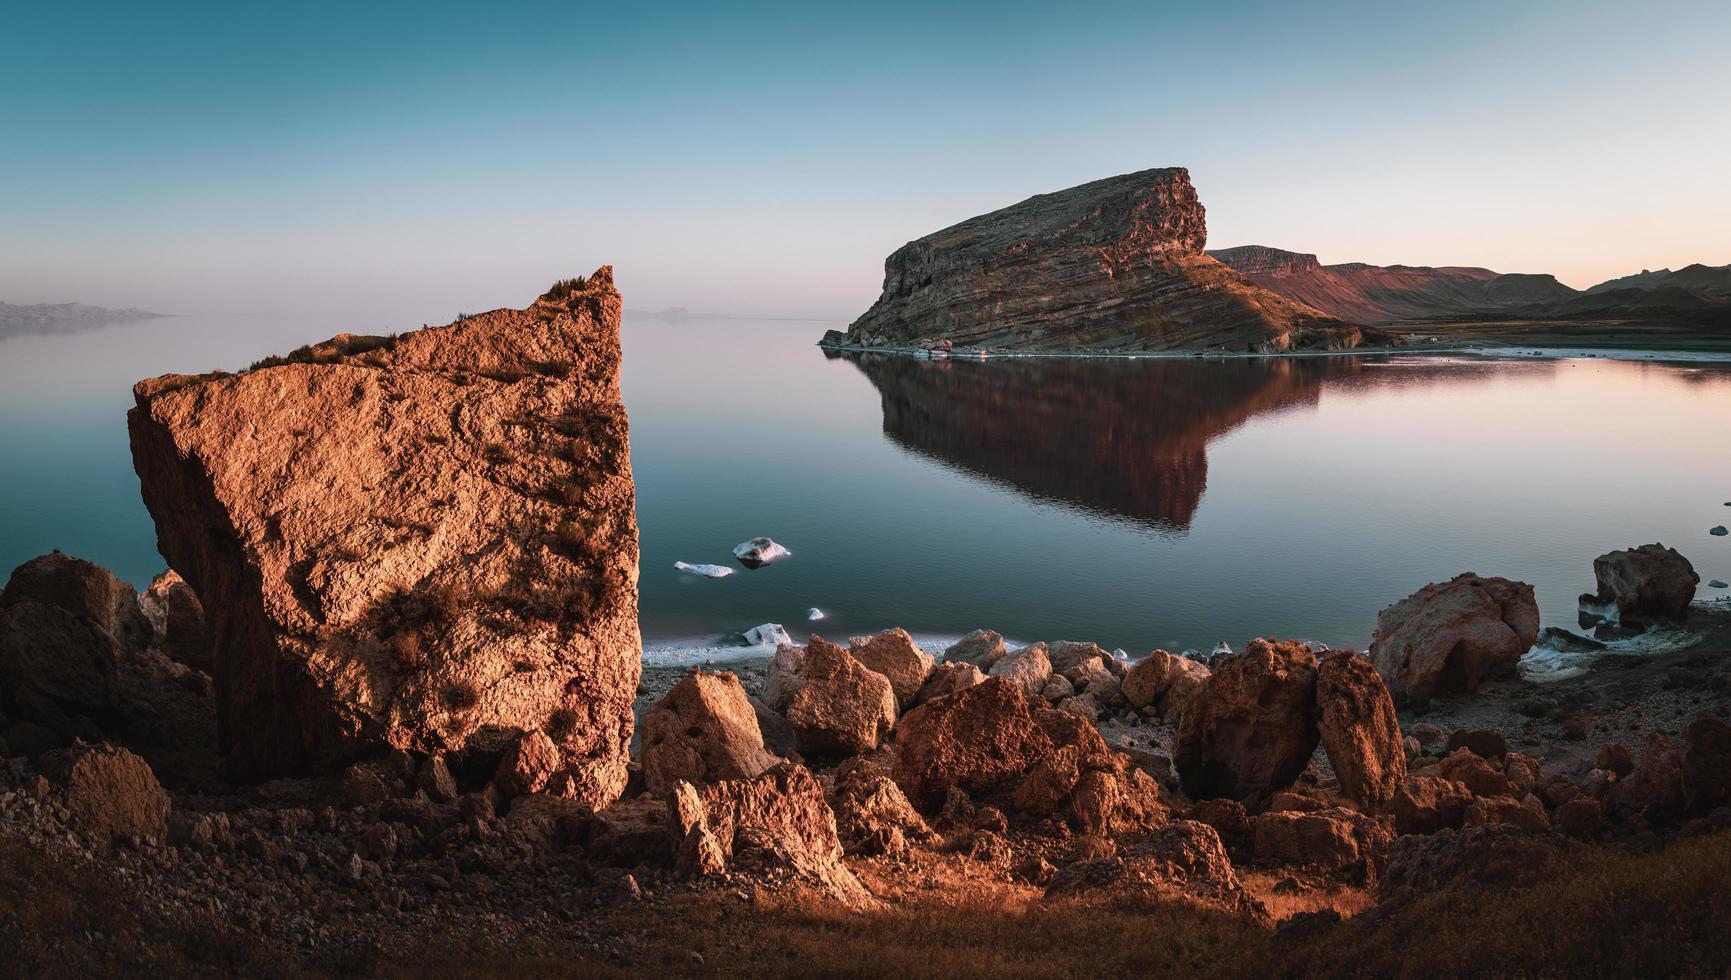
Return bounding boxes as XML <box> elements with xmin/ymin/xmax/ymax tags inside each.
<box><xmin>128</xmin><ymin>271</ymin><xmax>640</xmax><ymax>803</ymax></box>
<box><xmin>639</xmin><ymin>670</ymin><xmax>780</xmax><ymax>795</ymax></box>
<box><xmin>942</xmin><ymin>629</ymin><xmax>1006</xmax><ymax>668</ymax></box>
<box><xmin>910</xmin><ymin>661</ymin><xmax>988</xmax><ymax>708</ymax></box>
<box><xmin>1315</xmin><ymin>650</ymin><xmax>1406</xmax><ymax>812</ymax></box>
<box><xmin>1683</xmin><ymin>716</ymin><xmax>1731</xmax><ymax>811</ymax></box>
<box><xmin>138</xmin><ymin>570</ymin><xmax>209</xmax><ymax>672</ymax></box>
<box><xmin>1174</xmin><ymin>638</ymin><xmax>1320</xmax><ymax>803</ymax></box>
<box><xmin>1437</xmin><ymin>747</ymin><xmax>1514</xmax><ymax>799</ymax></box>
<box><xmin>1186</xmin><ymin>798</ymin><xmax>1252</xmax><ymax>843</ymax></box>
<box><xmin>893</xmin><ymin>678</ymin><xmax>1054</xmax><ymax>812</ymax></box>
<box><xmin>847</xmin><ymin>628</ymin><xmax>934</xmax><ymax>711</ymax></box>
<box><xmin>764</xmin><ymin>643</ymin><xmax>807</xmax><ymax>714</ymax></box>
<box><xmin>784</xmin><ymin>637</ymin><xmax>896</xmax><ymax>757</ymax></box>
<box><xmin>37</xmin><ymin>741</ymin><xmax>170</xmax><ymax>844</ymax></box>
<box><xmin>1444</xmin><ymin>728</ymin><xmax>1508</xmax><ymax>760</ymax></box>
<box><xmin>831</xmin><ymin>759</ymin><xmax>930</xmax><ymax>856</ymax></box>
<box><xmin>1393</xmin><ymin>774</ymin><xmax>1472</xmax><ymax>835</ymax></box>
<box><xmin>835</xmin><ymin>168</ymin><xmax>1384</xmax><ymax>354</ymax></box>
<box><xmin>1369</xmin><ymin>573</ymin><xmax>1539</xmax><ymax>706</ymax></box>
<box><xmin>988</xmin><ymin>642</ymin><xmax>1053</xmax><ymax>699</ymax></box>
<box><xmin>1577</xmin><ymin>543</ymin><xmax>1699</xmax><ymax>629</ymax></box>
<box><xmin>1464</xmin><ymin>795</ymin><xmax>1551</xmax><ymax>832</ymax></box>
<box><xmin>1554</xmin><ymin>796</ymin><xmax>1602</xmax><ymax>839</ymax></box>
<box><xmin>1596</xmin><ymin>740</ymin><xmax>1636</xmax><ymax>777</ymax></box>
<box><xmin>0</xmin><ymin>553</ymin><xmax>152</xmax><ymax>742</ymax></box>
<box><xmin>669</xmin><ymin>764</ymin><xmax>870</xmax><ymax>906</ymax></box>
<box><xmin>1251</xmin><ymin>807</ymin><xmax>1386</xmax><ymax>873</ymax></box>
<box><xmin>1614</xmin><ymin>732</ymin><xmax>1686</xmax><ymax>820</ymax></box>
<box><xmin>495</xmin><ymin>730</ymin><xmax>559</xmax><ymax>798</ymax></box>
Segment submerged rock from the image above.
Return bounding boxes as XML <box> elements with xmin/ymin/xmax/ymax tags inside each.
<box><xmin>674</xmin><ymin>561</ymin><xmax>733</xmax><ymax>579</ymax></box>
<box><xmin>834</xmin><ymin>168</ymin><xmax>1389</xmax><ymax>354</ymax></box>
<box><xmin>733</xmin><ymin>537</ymin><xmax>791</xmax><ymax>569</ymax></box>
<box><xmin>743</xmin><ymin>623</ymin><xmax>793</xmax><ymax>649</ymax></box>
<box><xmin>1370</xmin><ymin>573</ymin><xmax>1539</xmax><ymax>706</ymax></box>
<box><xmin>129</xmin><ymin>270</ymin><xmax>641</xmax><ymax>802</ymax></box>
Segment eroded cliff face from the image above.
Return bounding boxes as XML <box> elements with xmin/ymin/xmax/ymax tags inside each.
<box><xmin>128</xmin><ymin>269</ymin><xmax>640</xmax><ymax>801</ymax></box>
<box><xmin>835</xmin><ymin>168</ymin><xmax>1384</xmax><ymax>353</ymax></box>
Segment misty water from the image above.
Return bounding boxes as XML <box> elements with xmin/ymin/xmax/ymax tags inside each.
<box><xmin>3</xmin><ymin>313</ymin><xmax>1729</xmax><ymax>661</ymax></box>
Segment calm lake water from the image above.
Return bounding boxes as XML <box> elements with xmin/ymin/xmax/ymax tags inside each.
<box><xmin>3</xmin><ymin>312</ymin><xmax>1729</xmax><ymax>659</ymax></box>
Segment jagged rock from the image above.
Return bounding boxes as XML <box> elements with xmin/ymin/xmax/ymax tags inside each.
<box><xmin>585</xmin><ymin>795</ymin><xmax>668</xmax><ymax>867</ymax></box>
<box><xmin>1045</xmin><ymin>820</ymin><xmax>1251</xmax><ymax>913</ymax></box>
<box><xmin>1436</xmin><ymin>747</ymin><xmax>1514</xmax><ymax>799</ymax></box>
<box><xmin>830</xmin><ymin>758</ymin><xmax>930</xmax><ymax>856</ymax></box>
<box><xmin>1382</xmin><ymin>825</ymin><xmax>1568</xmax><ymax>900</ymax></box>
<box><xmin>1596</xmin><ymin>741</ymin><xmax>1636</xmax><ymax>777</ymax></box>
<box><xmin>784</xmin><ymin>637</ymin><xmax>896</xmax><ymax>757</ymax></box>
<box><xmin>1057</xmin><ymin>694</ymin><xmax>1100</xmax><ymax>722</ymax></box>
<box><xmin>1039</xmin><ymin>675</ymin><xmax>1074</xmax><ymax>702</ymax></box>
<box><xmin>847</xmin><ymin>628</ymin><xmax>934</xmax><ymax>710</ymax></box>
<box><xmin>37</xmin><ymin>741</ymin><xmax>170</xmax><ymax>844</ymax></box>
<box><xmin>668</xmin><ymin>764</ymin><xmax>871</xmax><ymax>906</ymax></box>
<box><xmin>835</xmin><ymin>168</ymin><xmax>1385</xmax><ymax>354</ymax></box>
<box><xmin>1369</xmin><ymin>574</ymin><xmax>1539</xmax><ymax>706</ymax></box>
<box><xmin>1251</xmin><ymin>807</ymin><xmax>1387</xmax><ymax>873</ymax></box>
<box><xmin>1613</xmin><ymin>732</ymin><xmax>1686</xmax><ymax>820</ymax></box>
<box><xmin>415</xmin><ymin>754</ymin><xmax>459</xmax><ymax>803</ymax></box>
<box><xmin>1393</xmin><ymin>774</ymin><xmax>1472</xmax><ymax>835</ymax></box>
<box><xmin>943</xmin><ymin>629</ymin><xmax>1006</xmax><ymax>669</ymax></box>
<box><xmin>1174</xmin><ymin>638</ymin><xmax>1320</xmax><ymax>804</ymax></box>
<box><xmin>988</xmin><ymin>643</ymin><xmax>1052</xmax><ymax>699</ymax></box>
<box><xmin>640</xmin><ymin>670</ymin><xmax>780</xmax><ymax>794</ymax></box>
<box><xmin>764</xmin><ymin>643</ymin><xmax>808</xmax><ymax>714</ymax></box>
<box><xmin>748</xmin><ymin>695</ymin><xmax>800</xmax><ymax>761</ymax></box>
<box><xmin>138</xmin><ymin>570</ymin><xmax>210</xmax><ymax>672</ymax></box>
<box><xmin>1554</xmin><ymin>797</ymin><xmax>1602</xmax><ymax>838</ymax></box>
<box><xmin>495</xmin><ymin>730</ymin><xmax>559</xmax><ymax>798</ymax></box>
<box><xmin>1684</xmin><ymin>716</ymin><xmax>1731</xmax><ymax>811</ymax></box>
<box><xmin>893</xmin><ymin>678</ymin><xmax>1054</xmax><ymax>812</ymax></box>
<box><xmin>1315</xmin><ymin>650</ymin><xmax>1406</xmax><ymax>813</ymax></box>
<box><xmin>1048</xmin><ymin>641</ymin><xmax>1110</xmax><ymax>675</ymax></box>
<box><xmin>128</xmin><ymin>270</ymin><xmax>640</xmax><ymax>803</ymax></box>
<box><xmin>911</xmin><ymin>661</ymin><xmax>988</xmax><ymax>708</ymax></box>
<box><xmin>1577</xmin><ymin>544</ymin><xmax>1699</xmax><ymax>629</ymax></box>
<box><xmin>0</xmin><ymin>553</ymin><xmax>152</xmax><ymax>742</ymax></box>
<box><xmin>1464</xmin><ymin>795</ymin><xmax>1551</xmax><ymax>832</ymax></box>
<box><xmin>1121</xmin><ymin>650</ymin><xmax>1172</xmax><ymax>710</ymax></box>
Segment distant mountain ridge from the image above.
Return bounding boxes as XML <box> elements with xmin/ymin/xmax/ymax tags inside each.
<box><xmin>0</xmin><ymin>301</ymin><xmax>163</xmax><ymax>341</ymax></box>
<box><xmin>1209</xmin><ymin>246</ymin><xmax>1730</xmax><ymax>325</ymax></box>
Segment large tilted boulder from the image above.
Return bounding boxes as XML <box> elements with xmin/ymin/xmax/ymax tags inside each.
<box><xmin>1315</xmin><ymin>650</ymin><xmax>1406</xmax><ymax>812</ymax></box>
<box><xmin>1577</xmin><ymin>544</ymin><xmax>1699</xmax><ymax>630</ymax></box>
<box><xmin>0</xmin><ymin>553</ymin><xmax>152</xmax><ymax>743</ymax></box>
<box><xmin>1369</xmin><ymin>574</ymin><xmax>1539</xmax><ymax>706</ymax></box>
<box><xmin>1174</xmin><ymin>638</ymin><xmax>1319</xmax><ymax>804</ymax></box>
<box><xmin>668</xmin><ymin>764</ymin><xmax>871</xmax><ymax>906</ymax></box>
<box><xmin>640</xmin><ymin>670</ymin><xmax>781</xmax><ymax>795</ymax></box>
<box><xmin>784</xmin><ymin>637</ymin><xmax>896</xmax><ymax>757</ymax></box>
<box><xmin>847</xmin><ymin>628</ymin><xmax>934</xmax><ymax>711</ymax></box>
<box><xmin>832</xmin><ymin>167</ymin><xmax>1385</xmax><ymax>353</ymax></box>
<box><xmin>128</xmin><ymin>270</ymin><xmax>641</xmax><ymax>803</ymax></box>
<box><xmin>37</xmin><ymin>741</ymin><xmax>170</xmax><ymax>844</ymax></box>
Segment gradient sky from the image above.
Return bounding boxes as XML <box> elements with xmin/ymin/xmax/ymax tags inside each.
<box><xmin>4</xmin><ymin>0</ymin><xmax>1728</xmax><ymax>319</ymax></box>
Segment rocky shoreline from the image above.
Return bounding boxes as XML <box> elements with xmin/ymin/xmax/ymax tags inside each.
<box><xmin>3</xmin><ymin>272</ymin><xmax>1730</xmax><ymax>978</ymax></box>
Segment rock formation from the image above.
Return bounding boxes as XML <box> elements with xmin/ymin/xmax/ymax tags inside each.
<box><xmin>128</xmin><ymin>269</ymin><xmax>640</xmax><ymax>803</ymax></box>
<box><xmin>1370</xmin><ymin>574</ymin><xmax>1539</xmax><ymax>706</ymax></box>
<box><xmin>1577</xmin><ymin>543</ymin><xmax>1699</xmax><ymax>630</ymax></box>
<box><xmin>639</xmin><ymin>670</ymin><xmax>781</xmax><ymax>794</ymax></box>
<box><xmin>37</xmin><ymin>741</ymin><xmax>171</xmax><ymax>844</ymax></box>
<box><xmin>846</xmin><ymin>628</ymin><xmax>934</xmax><ymax>711</ymax></box>
<box><xmin>1173</xmin><ymin>638</ymin><xmax>1320</xmax><ymax>804</ymax></box>
<box><xmin>783</xmin><ymin>637</ymin><xmax>897</xmax><ymax>757</ymax></box>
<box><xmin>830</xmin><ymin>168</ymin><xmax>1392</xmax><ymax>353</ymax></box>
<box><xmin>1315</xmin><ymin>651</ymin><xmax>1406</xmax><ymax>812</ymax></box>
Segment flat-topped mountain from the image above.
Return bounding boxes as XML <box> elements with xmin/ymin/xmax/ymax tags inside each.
<box><xmin>1209</xmin><ymin>246</ymin><xmax>1576</xmax><ymax>324</ymax></box>
<box><xmin>0</xmin><ymin>300</ymin><xmax>162</xmax><ymax>341</ymax></box>
<box><xmin>827</xmin><ymin>169</ymin><xmax>1393</xmax><ymax>354</ymax></box>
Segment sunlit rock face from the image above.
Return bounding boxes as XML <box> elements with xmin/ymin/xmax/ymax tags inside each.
<box><xmin>128</xmin><ymin>269</ymin><xmax>640</xmax><ymax>802</ymax></box>
<box><xmin>836</xmin><ymin>168</ymin><xmax>1385</xmax><ymax>353</ymax></box>
<box><xmin>839</xmin><ymin>352</ymin><xmax>1360</xmax><ymax>532</ymax></box>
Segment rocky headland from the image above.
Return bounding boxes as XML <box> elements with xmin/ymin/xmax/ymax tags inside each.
<box><xmin>0</xmin><ymin>270</ymin><xmax>1729</xmax><ymax>977</ymax></box>
<box><xmin>822</xmin><ymin>168</ymin><xmax>1399</xmax><ymax>355</ymax></box>
<box><xmin>0</xmin><ymin>300</ymin><xmax>163</xmax><ymax>342</ymax></box>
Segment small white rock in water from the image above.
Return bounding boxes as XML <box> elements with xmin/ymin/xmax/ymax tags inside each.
<box><xmin>733</xmin><ymin>537</ymin><xmax>792</xmax><ymax>568</ymax></box>
<box><xmin>1210</xmin><ymin>642</ymin><xmax>1234</xmax><ymax>660</ymax></box>
<box><xmin>674</xmin><ymin>561</ymin><xmax>733</xmax><ymax>578</ymax></box>
<box><xmin>743</xmin><ymin>623</ymin><xmax>792</xmax><ymax>648</ymax></box>
<box><xmin>807</xmin><ymin>607</ymin><xmax>825</xmax><ymax>621</ymax></box>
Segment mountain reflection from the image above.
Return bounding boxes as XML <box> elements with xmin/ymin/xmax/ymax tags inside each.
<box><xmin>839</xmin><ymin>353</ymin><xmax>1503</xmax><ymax>533</ymax></box>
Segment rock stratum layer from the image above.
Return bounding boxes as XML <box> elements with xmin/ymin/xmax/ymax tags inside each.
<box><xmin>129</xmin><ymin>268</ymin><xmax>640</xmax><ymax>801</ymax></box>
<box><xmin>830</xmin><ymin>168</ymin><xmax>1393</xmax><ymax>353</ymax></box>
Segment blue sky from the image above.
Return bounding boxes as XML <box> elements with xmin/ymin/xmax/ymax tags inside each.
<box><xmin>3</xmin><ymin>0</ymin><xmax>1728</xmax><ymax>318</ymax></box>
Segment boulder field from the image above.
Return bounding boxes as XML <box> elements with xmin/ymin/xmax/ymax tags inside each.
<box><xmin>127</xmin><ymin>271</ymin><xmax>640</xmax><ymax>802</ymax></box>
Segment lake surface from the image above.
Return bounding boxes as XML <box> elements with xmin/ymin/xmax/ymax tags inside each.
<box><xmin>3</xmin><ymin>312</ymin><xmax>1729</xmax><ymax>660</ymax></box>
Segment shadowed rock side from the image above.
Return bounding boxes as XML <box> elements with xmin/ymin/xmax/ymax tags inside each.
<box><xmin>128</xmin><ymin>269</ymin><xmax>640</xmax><ymax>801</ymax></box>
<box><xmin>839</xmin><ymin>352</ymin><xmax>1365</xmax><ymax>531</ymax></box>
<box><xmin>831</xmin><ymin>168</ymin><xmax>1393</xmax><ymax>353</ymax></box>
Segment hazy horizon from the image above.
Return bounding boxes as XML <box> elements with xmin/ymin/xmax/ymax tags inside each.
<box><xmin>5</xmin><ymin>0</ymin><xmax>1729</xmax><ymax>319</ymax></box>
